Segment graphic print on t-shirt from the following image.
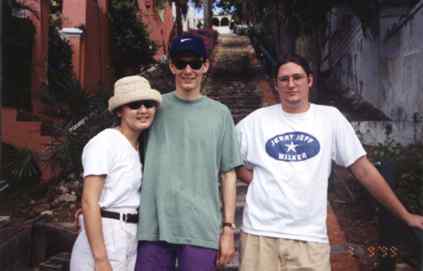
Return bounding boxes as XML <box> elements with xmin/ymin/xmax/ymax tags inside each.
<box><xmin>265</xmin><ymin>131</ymin><xmax>320</xmax><ymax>161</ymax></box>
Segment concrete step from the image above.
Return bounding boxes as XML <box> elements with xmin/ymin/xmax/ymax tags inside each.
<box><xmin>39</xmin><ymin>252</ymin><xmax>70</xmax><ymax>271</ymax></box>
<box><xmin>237</xmin><ymin>181</ymin><xmax>248</xmax><ymax>196</ymax></box>
<box><xmin>235</xmin><ymin>202</ymin><xmax>244</xmax><ymax>227</ymax></box>
<box><xmin>0</xmin><ymin>224</ymin><xmax>32</xmax><ymax>271</ymax></box>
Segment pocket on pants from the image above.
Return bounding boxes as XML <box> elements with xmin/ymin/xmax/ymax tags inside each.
<box><xmin>304</xmin><ymin>242</ymin><xmax>330</xmax><ymax>267</ymax></box>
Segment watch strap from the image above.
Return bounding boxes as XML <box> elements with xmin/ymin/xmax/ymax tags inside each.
<box><xmin>222</xmin><ymin>222</ymin><xmax>236</xmax><ymax>229</ymax></box>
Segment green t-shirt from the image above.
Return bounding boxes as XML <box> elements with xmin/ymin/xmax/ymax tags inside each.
<box><xmin>137</xmin><ymin>92</ymin><xmax>242</xmax><ymax>249</ymax></box>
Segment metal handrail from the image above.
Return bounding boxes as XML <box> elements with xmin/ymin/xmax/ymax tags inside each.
<box><xmin>384</xmin><ymin>2</ymin><xmax>423</xmax><ymax>41</ymax></box>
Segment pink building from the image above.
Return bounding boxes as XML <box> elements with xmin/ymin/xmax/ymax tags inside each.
<box><xmin>61</xmin><ymin>0</ymin><xmax>174</xmax><ymax>92</ymax></box>
<box><xmin>138</xmin><ymin>0</ymin><xmax>174</xmax><ymax>59</ymax></box>
<box><xmin>2</xmin><ymin>0</ymin><xmax>175</xmax><ymax>181</ymax></box>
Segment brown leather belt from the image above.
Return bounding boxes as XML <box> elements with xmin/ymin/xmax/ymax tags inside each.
<box><xmin>100</xmin><ymin>209</ymin><xmax>139</xmax><ymax>224</ymax></box>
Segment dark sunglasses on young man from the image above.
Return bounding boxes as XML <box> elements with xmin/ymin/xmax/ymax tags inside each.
<box><xmin>173</xmin><ymin>59</ymin><xmax>204</xmax><ymax>70</ymax></box>
<box><xmin>126</xmin><ymin>100</ymin><xmax>157</xmax><ymax>110</ymax></box>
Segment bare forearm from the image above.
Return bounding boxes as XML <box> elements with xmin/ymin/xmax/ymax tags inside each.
<box><xmin>82</xmin><ymin>200</ymin><xmax>108</xmax><ymax>260</ymax></box>
<box><xmin>218</xmin><ymin>169</ymin><xmax>237</xmax><ymax>266</ymax></box>
<box><xmin>222</xmin><ymin>170</ymin><xmax>237</xmax><ymax>224</ymax></box>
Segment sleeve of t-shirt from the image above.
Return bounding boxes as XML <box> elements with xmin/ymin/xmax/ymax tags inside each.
<box><xmin>82</xmin><ymin>133</ymin><xmax>113</xmax><ymax>177</ymax></box>
<box><xmin>220</xmin><ymin>108</ymin><xmax>243</xmax><ymax>173</ymax></box>
<box><xmin>236</xmin><ymin>117</ymin><xmax>254</xmax><ymax>169</ymax></box>
<box><xmin>331</xmin><ymin>108</ymin><xmax>366</xmax><ymax>167</ymax></box>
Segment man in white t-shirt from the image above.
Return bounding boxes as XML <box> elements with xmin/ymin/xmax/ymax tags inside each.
<box><xmin>236</xmin><ymin>54</ymin><xmax>423</xmax><ymax>271</ymax></box>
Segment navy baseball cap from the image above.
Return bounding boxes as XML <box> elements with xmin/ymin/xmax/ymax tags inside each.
<box><xmin>169</xmin><ymin>34</ymin><xmax>207</xmax><ymax>60</ymax></box>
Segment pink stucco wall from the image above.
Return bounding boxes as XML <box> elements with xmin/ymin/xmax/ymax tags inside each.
<box><xmin>62</xmin><ymin>0</ymin><xmax>86</xmax><ymax>88</ymax></box>
<box><xmin>19</xmin><ymin>0</ymin><xmax>174</xmax><ymax>110</ymax></box>
<box><xmin>19</xmin><ymin>0</ymin><xmax>173</xmax><ymax>113</ymax></box>
<box><xmin>3</xmin><ymin>0</ymin><xmax>175</xmax><ymax>182</ymax></box>
<box><xmin>62</xmin><ymin>0</ymin><xmax>113</xmax><ymax>94</ymax></box>
<box><xmin>138</xmin><ymin>0</ymin><xmax>174</xmax><ymax>59</ymax></box>
<box><xmin>22</xmin><ymin>0</ymin><xmax>49</xmax><ymax>115</ymax></box>
<box><xmin>62</xmin><ymin>0</ymin><xmax>173</xmax><ymax>92</ymax></box>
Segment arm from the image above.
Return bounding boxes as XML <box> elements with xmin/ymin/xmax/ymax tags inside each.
<box><xmin>236</xmin><ymin>166</ymin><xmax>253</xmax><ymax>184</ymax></box>
<box><xmin>217</xmin><ymin>169</ymin><xmax>237</xmax><ymax>266</ymax></box>
<box><xmin>81</xmin><ymin>175</ymin><xmax>112</xmax><ymax>271</ymax></box>
<box><xmin>350</xmin><ymin>156</ymin><xmax>423</xmax><ymax>229</ymax></box>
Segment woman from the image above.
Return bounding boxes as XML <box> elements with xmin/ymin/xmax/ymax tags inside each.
<box><xmin>70</xmin><ymin>76</ymin><xmax>161</xmax><ymax>271</ymax></box>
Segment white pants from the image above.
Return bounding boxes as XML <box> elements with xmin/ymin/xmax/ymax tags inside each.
<box><xmin>70</xmin><ymin>211</ymin><xmax>138</xmax><ymax>271</ymax></box>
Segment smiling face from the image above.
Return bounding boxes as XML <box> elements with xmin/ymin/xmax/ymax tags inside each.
<box><xmin>117</xmin><ymin>100</ymin><xmax>157</xmax><ymax>133</ymax></box>
<box><xmin>275</xmin><ymin>62</ymin><xmax>313</xmax><ymax>113</ymax></box>
<box><xmin>169</xmin><ymin>54</ymin><xmax>209</xmax><ymax>96</ymax></box>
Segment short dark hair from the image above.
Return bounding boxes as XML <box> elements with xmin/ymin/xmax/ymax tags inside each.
<box><xmin>274</xmin><ymin>54</ymin><xmax>312</xmax><ymax>79</ymax></box>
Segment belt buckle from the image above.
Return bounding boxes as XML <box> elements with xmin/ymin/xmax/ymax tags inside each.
<box><xmin>122</xmin><ymin>213</ymin><xmax>128</xmax><ymax>222</ymax></box>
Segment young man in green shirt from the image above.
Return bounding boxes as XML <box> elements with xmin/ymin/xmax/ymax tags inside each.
<box><xmin>135</xmin><ymin>34</ymin><xmax>242</xmax><ymax>271</ymax></box>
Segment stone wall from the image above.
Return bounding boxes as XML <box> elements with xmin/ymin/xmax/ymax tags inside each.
<box><xmin>138</xmin><ymin>0</ymin><xmax>174</xmax><ymax>60</ymax></box>
<box><xmin>352</xmin><ymin>121</ymin><xmax>423</xmax><ymax>145</ymax></box>
<box><xmin>379</xmin><ymin>2</ymin><xmax>423</xmax><ymax>121</ymax></box>
<box><xmin>325</xmin><ymin>1</ymin><xmax>423</xmax><ymax>122</ymax></box>
<box><xmin>0</xmin><ymin>226</ymin><xmax>31</xmax><ymax>271</ymax></box>
<box><xmin>0</xmin><ymin>219</ymin><xmax>77</xmax><ymax>271</ymax></box>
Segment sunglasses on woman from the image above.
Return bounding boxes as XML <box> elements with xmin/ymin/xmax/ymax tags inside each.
<box><xmin>173</xmin><ymin>59</ymin><xmax>204</xmax><ymax>70</ymax></box>
<box><xmin>126</xmin><ymin>100</ymin><xmax>157</xmax><ymax>110</ymax></box>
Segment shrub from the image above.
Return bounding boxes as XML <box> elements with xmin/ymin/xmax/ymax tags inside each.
<box><xmin>46</xmin><ymin>91</ymin><xmax>113</xmax><ymax>179</ymax></box>
<box><xmin>2</xmin><ymin>143</ymin><xmax>40</xmax><ymax>191</ymax></box>
<box><xmin>2</xmin><ymin>0</ymin><xmax>36</xmax><ymax>110</ymax></box>
<box><xmin>42</xmin><ymin>0</ymin><xmax>90</xmax><ymax>119</ymax></box>
<box><xmin>368</xmin><ymin>142</ymin><xmax>423</xmax><ymax>214</ymax></box>
<box><xmin>109</xmin><ymin>0</ymin><xmax>157</xmax><ymax>77</ymax></box>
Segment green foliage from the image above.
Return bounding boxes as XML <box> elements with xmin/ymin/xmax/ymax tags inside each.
<box><xmin>43</xmin><ymin>1</ymin><xmax>90</xmax><ymax>119</ymax></box>
<box><xmin>219</xmin><ymin>0</ymin><xmax>378</xmax><ymax>34</ymax></box>
<box><xmin>155</xmin><ymin>0</ymin><xmax>172</xmax><ymax>10</ymax></box>
<box><xmin>216</xmin><ymin>0</ymin><xmax>241</xmax><ymax>15</ymax></box>
<box><xmin>370</xmin><ymin>140</ymin><xmax>402</xmax><ymax>162</ymax></box>
<box><xmin>109</xmin><ymin>0</ymin><xmax>158</xmax><ymax>77</ymax></box>
<box><xmin>46</xmin><ymin>92</ymin><xmax>114</xmax><ymax>178</ymax></box>
<box><xmin>2</xmin><ymin>0</ymin><xmax>36</xmax><ymax>110</ymax></box>
<box><xmin>395</xmin><ymin>145</ymin><xmax>423</xmax><ymax>214</ymax></box>
<box><xmin>2</xmin><ymin>143</ymin><xmax>40</xmax><ymax>190</ymax></box>
<box><xmin>49</xmin><ymin>0</ymin><xmax>63</xmax><ymax>18</ymax></box>
<box><xmin>368</xmin><ymin>142</ymin><xmax>423</xmax><ymax>214</ymax></box>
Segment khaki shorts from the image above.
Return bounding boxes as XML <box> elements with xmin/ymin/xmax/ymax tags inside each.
<box><xmin>240</xmin><ymin>232</ymin><xmax>331</xmax><ymax>271</ymax></box>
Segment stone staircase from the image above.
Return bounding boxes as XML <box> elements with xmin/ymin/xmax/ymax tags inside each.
<box><xmin>204</xmin><ymin>35</ymin><xmax>264</xmax><ymax>124</ymax></box>
<box><xmin>38</xmin><ymin>252</ymin><xmax>71</xmax><ymax>271</ymax></box>
<box><xmin>206</xmin><ymin>33</ymin><xmax>362</xmax><ymax>270</ymax></box>
<box><xmin>1</xmin><ymin>32</ymin><xmax>372</xmax><ymax>271</ymax></box>
<box><xmin>203</xmin><ymin>34</ymin><xmax>266</xmax><ymax>270</ymax></box>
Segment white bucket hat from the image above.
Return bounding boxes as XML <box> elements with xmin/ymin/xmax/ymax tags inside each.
<box><xmin>108</xmin><ymin>75</ymin><xmax>162</xmax><ymax>112</ymax></box>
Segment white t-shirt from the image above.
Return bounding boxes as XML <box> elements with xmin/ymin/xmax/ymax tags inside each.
<box><xmin>236</xmin><ymin>103</ymin><xmax>366</xmax><ymax>243</ymax></box>
<box><xmin>82</xmin><ymin>128</ymin><xmax>142</xmax><ymax>209</ymax></box>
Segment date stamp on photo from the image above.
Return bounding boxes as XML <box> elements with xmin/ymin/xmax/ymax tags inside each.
<box><xmin>346</xmin><ymin>244</ymin><xmax>400</xmax><ymax>258</ymax></box>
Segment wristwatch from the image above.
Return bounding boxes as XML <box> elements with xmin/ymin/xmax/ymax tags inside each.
<box><xmin>222</xmin><ymin>222</ymin><xmax>236</xmax><ymax>230</ymax></box>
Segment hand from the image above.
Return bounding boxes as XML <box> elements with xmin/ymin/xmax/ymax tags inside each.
<box><xmin>405</xmin><ymin>213</ymin><xmax>423</xmax><ymax>230</ymax></box>
<box><xmin>74</xmin><ymin>208</ymin><xmax>83</xmax><ymax>231</ymax></box>
<box><xmin>216</xmin><ymin>228</ymin><xmax>235</xmax><ymax>267</ymax></box>
<box><xmin>95</xmin><ymin>258</ymin><xmax>112</xmax><ymax>271</ymax></box>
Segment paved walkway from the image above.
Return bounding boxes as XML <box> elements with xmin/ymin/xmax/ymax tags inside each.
<box><xmin>204</xmin><ymin>33</ymin><xmax>361</xmax><ymax>270</ymax></box>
